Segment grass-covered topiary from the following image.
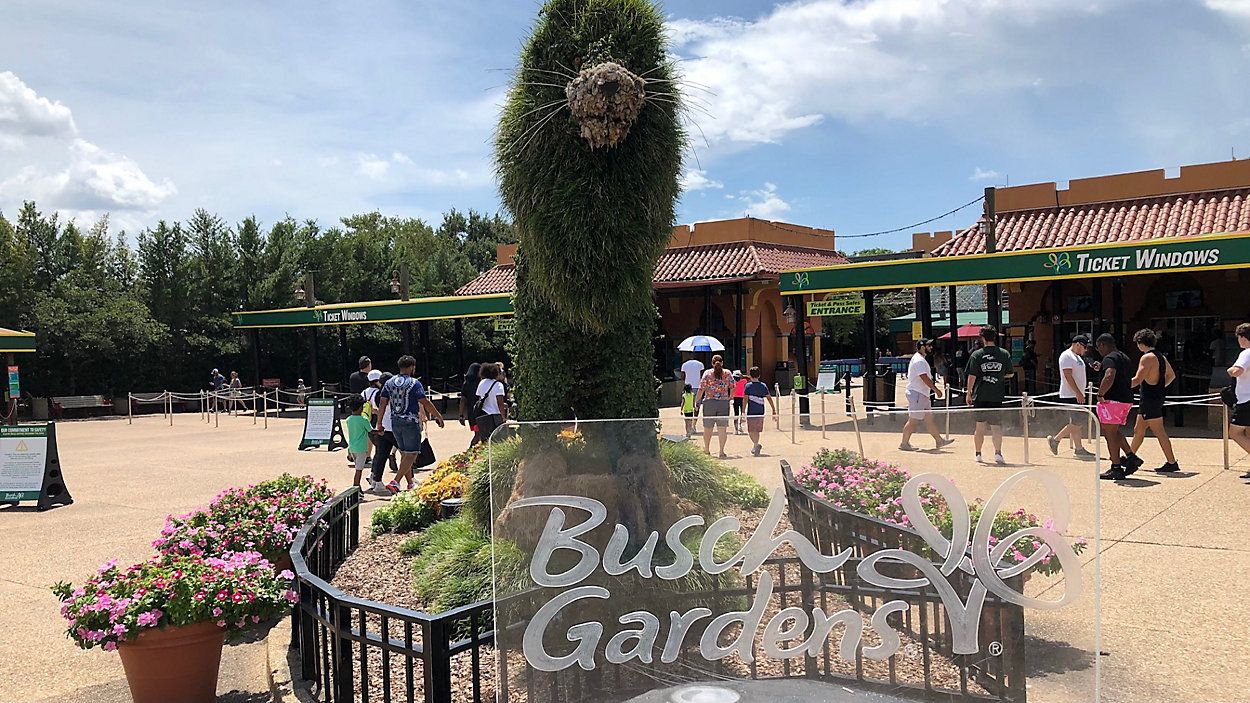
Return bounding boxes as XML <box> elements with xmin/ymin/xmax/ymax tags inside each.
<box><xmin>663</xmin><ymin>440</ymin><xmax>770</xmax><ymax>513</ymax></box>
<box><xmin>400</xmin><ymin>516</ymin><xmax>527</xmax><ymax>614</ymax></box>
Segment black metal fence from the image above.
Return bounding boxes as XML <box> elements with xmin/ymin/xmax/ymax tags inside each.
<box><xmin>291</xmin><ymin>479</ymin><xmax>1025</xmax><ymax>703</ymax></box>
<box><xmin>290</xmin><ymin>488</ymin><xmax>494</xmax><ymax>703</ymax></box>
<box><xmin>781</xmin><ymin>460</ymin><xmax>1027</xmax><ymax>702</ymax></box>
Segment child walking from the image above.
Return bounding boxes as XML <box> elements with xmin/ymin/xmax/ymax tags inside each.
<box><xmin>344</xmin><ymin>395</ymin><xmax>371</xmax><ymax>491</ymax></box>
<box><xmin>681</xmin><ymin>384</ymin><xmax>697</xmax><ymax>436</ymax></box>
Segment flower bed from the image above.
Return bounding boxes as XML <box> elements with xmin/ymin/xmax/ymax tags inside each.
<box><xmin>371</xmin><ymin>448</ymin><xmax>476</xmax><ymax>536</ymax></box>
<box><xmin>153</xmin><ymin>474</ymin><xmax>335</xmax><ymax>560</ymax></box>
<box><xmin>52</xmin><ymin>552</ymin><xmax>297</xmax><ymax>651</ymax></box>
<box><xmin>793</xmin><ymin>448</ymin><xmax>1086</xmax><ymax>576</ymax></box>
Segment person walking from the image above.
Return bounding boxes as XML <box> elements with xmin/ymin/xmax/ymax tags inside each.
<box><xmin>695</xmin><ymin>354</ymin><xmax>733</xmax><ymax>458</ymax></box>
<box><xmin>900</xmin><ymin>338</ymin><xmax>955</xmax><ymax>451</ymax></box>
<box><xmin>1094</xmin><ymin>334</ymin><xmax>1142</xmax><ymax>480</ymax></box>
<box><xmin>1021</xmin><ymin>340</ymin><xmax>1039</xmax><ymax>395</ymax></box>
<box><xmin>374</xmin><ymin>356</ymin><xmax>445</xmax><ymax>493</ymax></box>
<box><xmin>1126</xmin><ymin>329</ymin><xmax>1179</xmax><ymax>474</ymax></box>
<box><xmin>457</xmin><ymin>363</ymin><xmax>482</xmax><ymax>447</ymax></box>
<box><xmin>348</xmin><ymin>356</ymin><xmax>373</xmax><ymax>395</ymax></box>
<box><xmin>365</xmin><ymin>371</ymin><xmax>398</xmax><ymax>493</ymax></box>
<box><xmin>1048</xmin><ymin>335</ymin><xmax>1095</xmax><ymax>459</ymax></box>
<box><xmin>680</xmin><ymin>354</ymin><xmax>705</xmax><ymax>395</ymax></box>
<box><xmin>228</xmin><ymin>371</ymin><xmax>243</xmax><ymax>413</ymax></box>
<box><xmin>732</xmin><ymin>370</ymin><xmax>747</xmax><ymax>434</ymax></box>
<box><xmin>1226</xmin><ymin>323</ymin><xmax>1250</xmax><ymax>479</ymax></box>
<box><xmin>966</xmin><ymin>326</ymin><xmax>1012</xmax><ymax>464</ymax></box>
<box><xmin>472</xmin><ymin>362</ymin><xmax>509</xmax><ymax>445</ymax></box>
<box><xmin>742</xmin><ymin>367</ymin><xmax>777</xmax><ymax>456</ymax></box>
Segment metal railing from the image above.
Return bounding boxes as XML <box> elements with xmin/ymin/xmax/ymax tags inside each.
<box><xmin>289</xmin><ymin>488</ymin><xmax>494</xmax><ymax>703</ymax></box>
<box><xmin>781</xmin><ymin>461</ymin><xmax>1026</xmax><ymax>702</ymax></box>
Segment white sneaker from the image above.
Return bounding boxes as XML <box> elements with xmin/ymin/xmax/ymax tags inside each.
<box><xmin>995</xmin><ymin>452</ymin><xmax>1006</xmax><ymax>465</ymax></box>
<box><xmin>975</xmin><ymin>453</ymin><xmax>984</xmax><ymax>463</ymax></box>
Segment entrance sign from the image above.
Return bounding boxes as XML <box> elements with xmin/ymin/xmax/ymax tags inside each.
<box><xmin>1</xmin><ymin>424</ymin><xmax>72</xmax><ymax>510</ymax></box>
<box><xmin>783</xmin><ymin>231</ymin><xmax>1250</xmax><ymax>295</ymax></box>
<box><xmin>490</xmin><ymin>415</ymin><xmax>1099</xmax><ymax>703</ymax></box>
<box><xmin>807</xmin><ymin>296</ymin><xmax>864</xmax><ymax>317</ymax></box>
<box><xmin>298</xmin><ymin>398</ymin><xmax>346</xmax><ymax>451</ymax></box>
<box><xmin>494</xmin><ymin>317</ymin><xmax>516</xmax><ymax>334</ymax></box>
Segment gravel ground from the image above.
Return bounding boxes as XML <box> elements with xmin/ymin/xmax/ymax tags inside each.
<box><xmin>327</xmin><ymin>509</ymin><xmax>989</xmax><ymax>702</ymax></box>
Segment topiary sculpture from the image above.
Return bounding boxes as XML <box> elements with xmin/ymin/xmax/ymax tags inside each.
<box><xmin>494</xmin><ymin>0</ymin><xmax>686</xmax><ymax>540</ymax></box>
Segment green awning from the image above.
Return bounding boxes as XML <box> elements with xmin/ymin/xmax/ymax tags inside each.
<box><xmin>889</xmin><ymin>312</ymin><xmax>987</xmax><ymax>335</ymax></box>
<box><xmin>782</xmin><ymin>232</ymin><xmax>1250</xmax><ymax>295</ymax></box>
<box><xmin>0</xmin><ymin>328</ymin><xmax>35</xmax><ymax>353</ymax></box>
<box><xmin>232</xmin><ymin>293</ymin><xmax>512</xmax><ymax>329</ymax></box>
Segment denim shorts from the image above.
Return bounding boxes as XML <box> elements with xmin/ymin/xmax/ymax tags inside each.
<box><xmin>391</xmin><ymin>416</ymin><xmax>423</xmax><ymax>454</ymax></box>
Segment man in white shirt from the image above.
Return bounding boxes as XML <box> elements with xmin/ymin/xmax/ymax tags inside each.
<box><xmin>680</xmin><ymin>355</ymin><xmax>705</xmax><ymax>391</ymax></box>
<box><xmin>1048</xmin><ymin>334</ymin><xmax>1095</xmax><ymax>458</ymax></box>
<box><xmin>1225</xmin><ymin>322</ymin><xmax>1250</xmax><ymax>478</ymax></box>
<box><xmin>900</xmin><ymin>339</ymin><xmax>955</xmax><ymax>451</ymax></box>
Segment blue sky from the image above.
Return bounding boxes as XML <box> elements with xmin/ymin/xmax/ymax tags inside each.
<box><xmin>3</xmin><ymin>0</ymin><xmax>1250</xmax><ymax>251</ymax></box>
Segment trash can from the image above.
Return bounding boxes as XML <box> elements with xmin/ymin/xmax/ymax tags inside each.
<box><xmin>31</xmin><ymin>397</ymin><xmax>49</xmax><ymax>420</ymax></box>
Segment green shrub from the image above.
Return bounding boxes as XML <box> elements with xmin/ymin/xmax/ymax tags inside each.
<box><xmin>662</xmin><ymin>440</ymin><xmax>769</xmax><ymax>512</ymax></box>
<box><xmin>463</xmin><ymin>436</ymin><xmax>522</xmax><ymax>532</ymax></box>
<box><xmin>370</xmin><ymin>491</ymin><xmax>437</xmax><ymax>536</ymax></box>
<box><xmin>401</xmin><ymin>515</ymin><xmax>527</xmax><ymax>613</ymax></box>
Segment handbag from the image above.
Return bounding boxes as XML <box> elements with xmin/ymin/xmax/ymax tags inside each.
<box><xmin>1095</xmin><ymin>400</ymin><xmax>1132</xmax><ymax>426</ymax></box>
<box><xmin>415</xmin><ymin>437</ymin><xmax>437</xmax><ymax>469</ymax></box>
<box><xmin>472</xmin><ymin>380</ymin><xmax>499</xmax><ymax>421</ymax></box>
<box><xmin>1221</xmin><ymin>380</ymin><xmax>1238</xmax><ymax>409</ymax></box>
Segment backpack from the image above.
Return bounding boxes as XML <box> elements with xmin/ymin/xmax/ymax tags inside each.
<box><xmin>472</xmin><ymin>381</ymin><xmax>500</xmax><ymax>420</ymax></box>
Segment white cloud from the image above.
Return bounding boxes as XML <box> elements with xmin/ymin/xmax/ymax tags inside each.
<box><xmin>680</xmin><ymin>168</ymin><xmax>724</xmax><ymax>192</ymax></box>
<box><xmin>970</xmin><ymin>167</ymin><xmax>999</xmax><ymax>181</ymax></box>
<box><xmin>732</xmin><ymin>182</ymin><xmax>791</xmax><ymax>219</ymax></box>
<box><xmin>667</xmin><ymin>0</ymin><xmax>1112</xmax><ymax>145</ymax></box>
<box><xmin>1207</xmin><ymin>0</ymin><xmax>1250</xmax><ymax>17</ymax></box>
<box><xmin>356</xmin><ymin>153</ymin><xmax>392</xmax><ymax>180</ymax></box>
<box><xmin>0</xmin><ymin>138</ymin><xmax>177</xmax><ymax>211</ymax></box>
<box><xmin>0</xmin><ymin>71</ymin><xmax>77</xmax><ymax>140</ymax></box>
<box><xmin>354</xmin><ymin>150</ymin><xmax>488</xmax><ymax>188</ymax></box>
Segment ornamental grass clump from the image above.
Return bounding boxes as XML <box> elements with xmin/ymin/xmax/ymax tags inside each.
<box><xmin>795</xmin><ymin>448</ymin><xmax>1085</xmax><ymax>577</ymax></box>
<box><xmin>52</xmin><ymin>552</ymin><xmax>298</xmax><ymax>651</ymax></box>
<box><xmin>153</xmin><ymin>474</ymin><xmax>333</xmax><ymax>559</ymax></box>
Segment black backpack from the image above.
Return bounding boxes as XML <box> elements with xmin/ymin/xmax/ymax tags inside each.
<box><xmin>472</xmin><ymin>380</ymin><xmax>500</xmax><ymax>420</ymax></box>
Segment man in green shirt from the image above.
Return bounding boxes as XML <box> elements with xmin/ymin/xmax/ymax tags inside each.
<box><xmin>966</xmin><ymin>326</ymin><xmax>1014</xmax><ymax>465</ymax></box>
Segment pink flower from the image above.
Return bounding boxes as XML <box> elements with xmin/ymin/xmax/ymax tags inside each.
<box><xmin>278</xmin><ymin>570</ymin><xmax>294</xmax><ymax>581</ymax></box>
<box><xmin>212</xmin><ymin>607</ymin><xmax>223</xmax><ymax>617</ymax></box>
<box><xmin>283</xmin><ymin>590</ymin><xmax>300</xmax><ymax>604</ymax></box>
<box><xmin>103</xmin><ymin>641</ymin><xmax>117</xmax><ymax>652</ymax></box>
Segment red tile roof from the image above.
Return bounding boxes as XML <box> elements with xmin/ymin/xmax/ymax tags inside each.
<box><xmin>934</xmin><ymin>188</ymin><xmax>1250</xmax><ymax>257</ymax></box>
<box><xmin>455</xmin><ymin>241</ymin><xmax>847</xmax><ymax>296</ymax></box>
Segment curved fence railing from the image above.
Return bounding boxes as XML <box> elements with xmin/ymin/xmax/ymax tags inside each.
<box><xmin>781</xmin><ymin>460</ymin><xmax>1027</xmax><ymax>702</ymax></box>
<box><xmin>290</xmin><ymin>483</ymin><xmax>1027</xmax><ymax>703</ymax></box>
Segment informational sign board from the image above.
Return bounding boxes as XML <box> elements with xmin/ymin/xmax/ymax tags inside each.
<box><xmin>262</xmin><ymin>378</ymin><xmax>281</xmax><ymax>389</ymax></box>
<box><xmin>6</xmin><ymin>366</ymin><xmax>18</xmax><ymax>398</ymax></box>
<box><xmin>299</xmin><ymin>397</ymin><xmax>347</xmax><ymax>451</ymax></box>
<box><xmin>911</xmin><ymin>321</ymin><xmax>924</xmax><ymax>340</ymax></box>
<box><xmin>816</xmin><ymin>360</ymin><xmax>839</xmax><ymax>393</ymax></box>
<box><xmin>806</xmin><ymin>296</ymin><xmax>865</xmax><ymax>317</ymax></box>
<box><xmin>1</xmin><ymin>424</ymin><xmax>72</xmax><ymax>510</ymax></box>
<box><xmin>494</xmin><ymin>317</ymin><xmax>515</xmax><ymax>334</ymax></box>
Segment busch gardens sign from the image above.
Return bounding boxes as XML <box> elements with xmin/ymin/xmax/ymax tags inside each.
<box><xmin>782</xmin><ymin>232</ymin><xmax>1250</xmax><ymax>295</ymax></box>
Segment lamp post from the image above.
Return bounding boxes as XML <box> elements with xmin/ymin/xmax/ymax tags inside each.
<box><xmin>296</xmin><ymin>273</ymin><xmax>318</xmax><ymax>390</ymax></box>
<box><xmin>983</xmin><ymin>187</ymin><xmax>1001</xmax><ymax>329</ymax></box>
<box><xmin>393</xmin><ymin>264</ymin><xmax>413</xmax><ymax>354</ymax></box>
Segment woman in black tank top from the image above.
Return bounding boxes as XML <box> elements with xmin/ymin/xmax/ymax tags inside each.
<box><xmin>1129</xmin><ymin>330</ymin><xmax>1179</xmax><ymax>472</ymax></box>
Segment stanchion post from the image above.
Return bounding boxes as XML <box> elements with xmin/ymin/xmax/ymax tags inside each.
<box><xmin>820</xmin><ymin>391</ymin><xmax>827</xmax><ymax>440</ymax></box>
<box><xmin>168</xmin><ymin>392</ymin><xmax>173</xmax><ymax>427</ymax></box>
<box><xmin>1086</xmin><ymin>382</ymin><xmax>1095</xmax><ymax>439</ymax></box>
<box><xmin>945</xmin><ymin>385</ymin><xmax>952</xmax><ymax>441</ymax></box>
<box><xmin>790</xmin><ymin>390</ymin><xmax>797</xmax><ymax>445</ymax></box>
<box><xmin>849</xmin><ymin>397</ymin><xmax>865</xmax><ymax>459</ymax></box>
<box><xmin>128</xmin><ymin>394</ymin><xmax>133</xmax><ymax>425</ymax></box>
<box><xmin>1021</xmin><ymin>392</ymin><xmax>1030</xmax><ymax>465</ymax></box>
<box><xmin>1223</xmin><ymin>401</ymin><xmax>1230</xmax><ymax>471</ymax></box>
<box><xmin>215</xmin><ymin>393</ymin><xmax>220</xmax><ymax>429</ymax></box>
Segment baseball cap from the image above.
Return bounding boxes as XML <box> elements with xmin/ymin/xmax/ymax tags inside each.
<box><xmin>211</xmin><ymin>368</ymin><xmax>219</xmax><ymax>374</ymax></box>
<box><xmin>732</xmin><ymin>369</ymin><xmax>743</xmax><ymax>378</ymax></box>
<box><xmin>1071</xmin><ymin>334</ymin><xmax>1091</xmax><ymax>346</ymax></box>
<box><xmin>367</xmin><ymin>369</ymin><xmax>382</xmax><ymax>381</ymax></box>
<box><xmin>917</xmin><ymin>338</ymin><xmax>934</xmax><ymax>347</ymax></box>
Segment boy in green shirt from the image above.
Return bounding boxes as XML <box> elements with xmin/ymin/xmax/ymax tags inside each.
<box><xmin>965</xmin><ymin>326</ymin><xmax>1014</xmax><ymax>465</ymax></box>
<box><xmin>345</xmin><ymin>395</ymin><xmax>372</xmax><ymax>490</ymax></box>
<box><xmin>681</xmin><ymin>384</ymin><xmax>696</xmax><ymax>436</ymax></box>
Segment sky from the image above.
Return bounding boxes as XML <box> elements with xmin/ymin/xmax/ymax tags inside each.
<box><xmin>2</xmin><ymin>0</ymin><xmax>1250</xmax><ymax>251</ymax></box>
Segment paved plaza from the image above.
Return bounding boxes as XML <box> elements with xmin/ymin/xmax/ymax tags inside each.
<box><xmin>1</xmin><ymin>405</ymin><xmax>1247</xmax><ymax>702</ymax></box>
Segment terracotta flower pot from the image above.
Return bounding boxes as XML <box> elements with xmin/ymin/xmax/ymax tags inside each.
<box><xmin>269</xmin><ymin>551</ymin><xmax>294</xmax><ymax>575</ymax></box>
<box><xmin>118</xmin><ymin>621</ymin><xmax>225</xmax><ymax>703</ymax></box>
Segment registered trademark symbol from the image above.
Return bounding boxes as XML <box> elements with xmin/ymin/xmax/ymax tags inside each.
<box><xmin>988</xmin><ymin>642</ymin><xmax>1003</xmax><ymax>656</ymax></box>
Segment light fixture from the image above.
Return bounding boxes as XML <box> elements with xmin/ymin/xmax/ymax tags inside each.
<box><xmin>978</xmin><ymin>218</ymin><xmax>990</xmax><ymax>236</ymax></box>
<box><xmin>783</xmin><ymin>302</ymin><xmax>797</xmax><ymax>326</ymax></box>
<box><xmin>390</xmin><ymin>272</ymin><xmax>402</xmax><ymax>295</ymax></box>
<box><xmin>293</xmin><ymin>280</ymin><xmax>306</xmax><ymax>303</ymax></box>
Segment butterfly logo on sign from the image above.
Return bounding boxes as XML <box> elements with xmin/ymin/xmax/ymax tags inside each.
<box><xmin>1043</xmin><ymin>252</ymin><xmax>1073</xmax><ymax>274</ymax></box>
<box><xmin>857</xmin><ymin>470</ymin><xmax>1084</xmax><ymax>654</ymax></box>
<box><xmin>791</xmin><ymin>272</ymin><xmax>810</xmax><ymax>288</ymax></box>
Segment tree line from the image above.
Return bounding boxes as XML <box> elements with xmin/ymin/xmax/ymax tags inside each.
<box><xmin>0</xmin><ymin>202</ymin><xmax>516</xmax><ymax>397</ymax></box>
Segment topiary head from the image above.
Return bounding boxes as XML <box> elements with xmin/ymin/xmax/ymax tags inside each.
<box><xmin>495</xmin><ymin>0</ymin><xmax>685</xmax><ymax>332</ymax></box>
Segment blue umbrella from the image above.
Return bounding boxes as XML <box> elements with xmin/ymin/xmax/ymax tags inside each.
<box><xmin>677</xmin><ymin>335</ymin><xmax>725</xmax><ymax>352</ymax></box>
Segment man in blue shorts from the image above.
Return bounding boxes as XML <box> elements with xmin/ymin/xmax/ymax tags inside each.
<box><xmin>374</xmin><ymin>355</ymin><xmax>444</xmax><ymax>492</ymax></box>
